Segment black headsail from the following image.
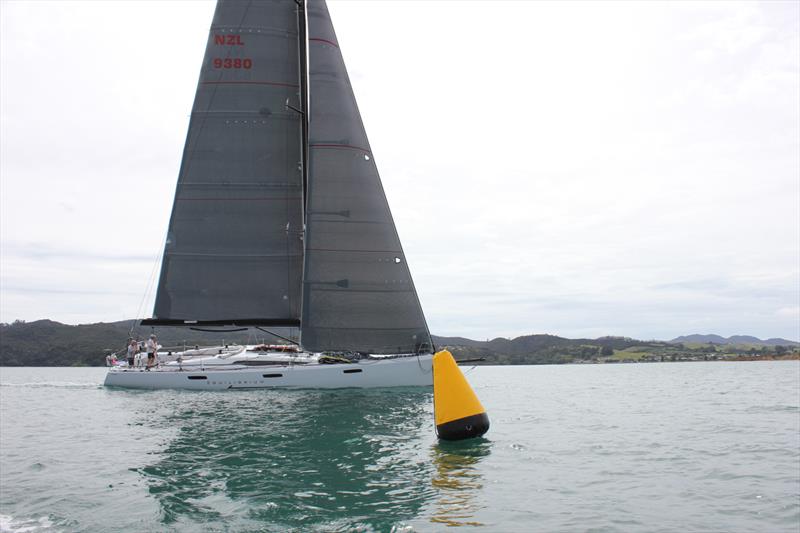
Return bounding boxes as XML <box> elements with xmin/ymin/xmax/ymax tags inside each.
<box><xmin>300</xmin><ymin>0</ymin><xmax>433</xmax><ymax>354</ymax></box>
<box><xmin>145</xmin><ymin>0</ymin><xmax>305</xmax><ymax>327</ymax></box>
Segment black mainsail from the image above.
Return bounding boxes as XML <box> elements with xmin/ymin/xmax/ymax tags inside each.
<box><xmin>145</xmin><ymin>0</ymin><xmax>432</xmax><ymax>354</ymax></box>
<box><xmin>147</xmin><ymin>0</ymin><xmax>305</xmax><ymax>327</ymax></box>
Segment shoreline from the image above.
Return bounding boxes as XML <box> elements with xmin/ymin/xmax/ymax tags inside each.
<box><xmin>1</xmin><ymin>355</ymin><xmax>798</xmax><ymax>368</ymax></box>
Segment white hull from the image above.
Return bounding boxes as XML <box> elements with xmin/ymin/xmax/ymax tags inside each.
<box><xmin>104</xmin><ymin>353</ymin><xmax>433</xmax><ymax>390</ymax></box>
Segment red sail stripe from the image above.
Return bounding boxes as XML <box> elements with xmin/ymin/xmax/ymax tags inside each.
<box><xmin>201</xmin><ymin>80</ymin><xmax>299</xmax><ymax>88</ymax></box>
<box><xmin>178</xmin><ymin>197</ymin><xmax>302</xmax><ymax>202</ymax></box>
<box><xmin>309</xmin><ymin>37</ymin><xmax>339</xmax><ymax>48</ymax></box>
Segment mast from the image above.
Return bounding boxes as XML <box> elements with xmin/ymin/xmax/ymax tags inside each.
<box><xmin>296</xmin><ymin>0</ymin><xmax>310</xmax><ymax>345</ymax></box>
<box><xmin>297</xmin><ymin>0</ymin><xmax>310</xmax><ymax>216</ymax></box>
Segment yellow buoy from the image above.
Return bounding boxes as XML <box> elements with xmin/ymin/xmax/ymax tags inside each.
<box><xmin>433</xmin><ymin>350</ymin><xmax>489</xmax><ymax>440</ymax></box>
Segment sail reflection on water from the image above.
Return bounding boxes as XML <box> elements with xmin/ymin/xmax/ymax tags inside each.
<box><xmin>429</xmin><ymin>440</ymin><xmax>491</xmax><ymax>528</ymax></box>
<box><xmin>135</xmin><ymin>389</ymin><xmax>434</xmax><ymax>530</ymax></box>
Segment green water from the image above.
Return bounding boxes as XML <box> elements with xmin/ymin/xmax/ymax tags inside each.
<box><xmin>1</xmin><ymin>363</ymin><xmax>799</xmax><ymax>532</ymax></box>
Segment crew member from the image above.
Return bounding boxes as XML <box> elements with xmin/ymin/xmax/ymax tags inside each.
<box><xmin>146</xmin><ymin>334</ymin><xmax>158</xmax><ymax>370</ymax></box>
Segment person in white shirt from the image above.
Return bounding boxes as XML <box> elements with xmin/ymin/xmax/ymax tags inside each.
<box><xmin>146</xmin><ymin>334</ymin><xmax>158</xmax><ymax>370</ymax></box>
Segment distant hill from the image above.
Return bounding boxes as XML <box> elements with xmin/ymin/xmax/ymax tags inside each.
<box><xmin>1</xmin><ymin>319</ymin><xmax>797</xmax><ymax>366</ymax></box>
<box><xmin>0</xmin><ymin>319</ymin><xmax>277</xmax><ymax>366</ymax></box>
<box><xmin>669</xmin><ymin>334</ymin><xmax>799</xmax><ymax>346</ymax></box>
<box><xmin>431</xmin><ymin>334</ymin><xmax>672</xmax><ymax>365</ymax></box>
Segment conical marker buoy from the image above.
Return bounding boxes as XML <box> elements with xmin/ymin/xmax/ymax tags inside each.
<box><xmin>433</xmin><ymin>350</ymin><xmax>490</xmax><ymax>441</ymax></box>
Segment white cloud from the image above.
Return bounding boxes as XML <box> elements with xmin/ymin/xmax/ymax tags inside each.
<box><xmin>1</xmin><ymin>0</ymin><xmax>798</xmax><ymax>340</ymax></box>
<box><xmin>776</xmin><ymin>306</ymin><xmax>800</xmax><ymax>318</ymax></box>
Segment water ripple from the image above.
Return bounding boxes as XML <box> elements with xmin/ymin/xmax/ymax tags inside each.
<box><xmin>1</xmin><ymin>363</ymin><xmax>798</xmax><ymax>531</ymax></box>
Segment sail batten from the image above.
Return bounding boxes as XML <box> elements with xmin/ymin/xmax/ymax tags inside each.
<box><xmin>141</xmin><ymin>318</ymin><xmax>301</xmax><ymax>327</ymax></box>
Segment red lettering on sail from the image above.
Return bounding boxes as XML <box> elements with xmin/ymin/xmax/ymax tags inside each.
<box><xmin>212</xmin><ymin>57</ymin><xmax>253</xmax><ymax>69</ymax></box>
<box><xmin>213</xmin><ymin>34</ymin><xmax>245</xmax><ymax>46</ymax></box>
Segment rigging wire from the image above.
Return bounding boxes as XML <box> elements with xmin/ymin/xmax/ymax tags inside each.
<box><xmin>129</xmin><ymin>236</ymin><xmax>166</xmax><ymax>339</ymax></box>
<box><xmin>255</xmin><ymin>326</ymin><xmax>300</xmax><ymax>346</ymax></box>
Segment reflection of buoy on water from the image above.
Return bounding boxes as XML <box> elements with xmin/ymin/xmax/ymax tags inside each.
<box><xmin>433</xmin><ymin>350</ymin><xmax>490</xmax><ymax>440</ymax></box>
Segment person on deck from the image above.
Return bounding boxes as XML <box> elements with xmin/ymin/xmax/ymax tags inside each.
<box><xmin>134</xmin><ymin>344</ymin><xmax>145</xmax><ymax>368</ymax></box>
<box><xmin>126</xmin><ymin>338</ymin><xmax>137</xmax><ymax>368</ymax></box>
<box><xmin>146</xmin><ymin>334</ymin><xmax>158</xmax><ymax>370</ymax></box>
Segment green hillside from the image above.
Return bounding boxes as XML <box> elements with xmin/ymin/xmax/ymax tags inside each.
<box><xmin>0</xmin><ymin>320</ymin><xmax>283</xmax><ymax>366</ymax></box>
<box><xmin>1</xmin><ymin>319</ymin><xmax>796</xmax><ymax>367</ymax></box>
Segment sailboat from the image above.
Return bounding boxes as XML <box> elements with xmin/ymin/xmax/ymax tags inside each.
<box><xmin>105</xmin><ymin>0</ymin><xmax>435</xmax><ymax>389</ymax></box>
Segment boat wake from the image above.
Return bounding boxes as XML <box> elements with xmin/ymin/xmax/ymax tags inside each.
<box><xmin>0</xmin><ymin>381</ymin><xmax>99</xmax><ymax>390</ymax></box>
<box><xmin>0</xmin><ymin>514</ymin><xmax>61</xmax><ymax>533</ymax></box>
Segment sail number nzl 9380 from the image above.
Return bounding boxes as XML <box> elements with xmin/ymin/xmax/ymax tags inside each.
<box><xmin>213</xmin><ymin>58</ymin><xmax>252</xmax><ymax>69</ymax></box>
<box><xmin>212</xmin><ymin>34</ymin><xmax>252</xmax><ymax>70</ymax></box>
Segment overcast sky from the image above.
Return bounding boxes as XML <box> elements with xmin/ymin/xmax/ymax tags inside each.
<box><xmin>1</xmin><ymin>0</ymin><xmax>798</xmax><ymax>341</ymax></box>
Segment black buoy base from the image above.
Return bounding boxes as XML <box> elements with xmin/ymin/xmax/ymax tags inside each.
<box><xmin>436</xmin><ymin>412</ymin><xmax>490</xmax><ymax>441</ymax></box>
